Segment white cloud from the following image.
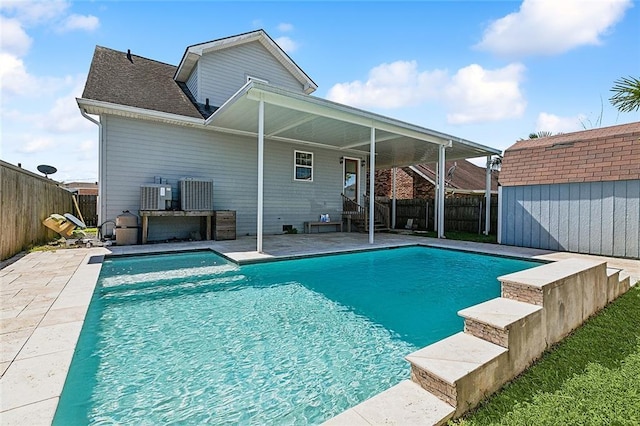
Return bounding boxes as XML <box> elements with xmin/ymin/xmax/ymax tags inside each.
<box><xmin>41</xmin><ymin>78</ymin><xmax>94</xmax><ymax>133</ymax></box>
<box><xmin>19</xmin><ymin>136</ymin><xmax>55</xmax><ymax>154</ymax></box>
<box><xmin>327</xmin><ymin>60</ymin><xmax>447</xmax><ymax>109</ymax></box>
<box><xmin>277</xmin><ymin>23</ymin><xmax>294</xmax><ymax>32</ymax></box>
<box><xmin>0</xmin><ymin>0</ymin><xmax>70</xmax><ymax>25</ymax></box>
<box><xmin>327</xmin><ymin>60</ymin><xmax>525</xmax><ymax>124</ymax></box>
<box><xmin>0</xmin><ymin>16</ymin><xmax>32</xmax><ymax>56</ymax></box>
<box><xmin>0</xmin><ymin>52</ymin><xmax>37</xmax><ymax>96</ymax></box>
<box><xmin>0</xmin><ymin>52</ymin><xmax>73</xmax><ymax>98</ymax></box>
<box><xmin>443</xmin><ymin>63</ymin><xmax>526</xmax><ymax>124</ymax></box>
<box><xmin>58</xmin><ymin>13</ymin><xmax>99</xmax><ymax>32</ymax></box>
<box><xmin>274</xmin><ymin>36</ymin><xmax>298</xmax><ymax>53</ymax></box>
<box><xmin>535</xmin><ymin>112</ymin><xmax>585</xmax><ymax>133</ymax></box>
<box><xmin>476</xmin><ymin>0</ymin><xmax>632</xmax><ymax>57</ymax></box>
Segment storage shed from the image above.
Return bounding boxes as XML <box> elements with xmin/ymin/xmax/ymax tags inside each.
<box><xmin>499</xmin><ymin>122</ymin><xmax>640</xmax><ymax>259</ymax></box>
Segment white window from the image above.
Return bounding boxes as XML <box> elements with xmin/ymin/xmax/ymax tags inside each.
<box><xmin>294</xmin><ymin>150</ymin><xmax>313</xmax><ymax>181</ymax></box>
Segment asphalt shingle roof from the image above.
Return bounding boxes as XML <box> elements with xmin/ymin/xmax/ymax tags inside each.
<box><xmin>412</xmin><ymin>160</ymin><xmax>499</xmax><ymax>191</ymax></box>
<box><xmin>82</xmin><ymin>46</ymin><xmax>204</xmax><ymax>119</ymax></box>
<box><xmin>500</xmin><ymin>122</ymin><xmax>640</xmax><ymax>186</ymax></box>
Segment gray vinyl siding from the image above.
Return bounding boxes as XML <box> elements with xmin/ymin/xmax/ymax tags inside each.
<box><xmin>186</xmin><ymin>64</ymin><xmax>198</xmax><ymax>100</ymax></box>
<box><xmin>500</xmin><ymin>181</ymin><xmax>640</xmax><ymax>258</ymax></box>
<box><xmin>198</xmin><ymin>41</ymin><xmax>305</xmax><ymax>106</ymax></box>
<box><xmin>102</xmin><ymin>116</ymin><xmax>345</xmax><ymax>242</ymax></box>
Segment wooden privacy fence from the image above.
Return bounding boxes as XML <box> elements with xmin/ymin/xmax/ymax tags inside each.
<box><xmin>77</xmin><ymin>194</ymin><xmax>98</xmax><ymax>227</ymax></box>
<box><xmin>382</xmin><ymin>196</ymin><xmax>498</xmax><ymax>234</ymax></box>
<box><xmin>1</xmin><ymin>161</ymin><xmax>74</xmax><ymax>260</ymax></box>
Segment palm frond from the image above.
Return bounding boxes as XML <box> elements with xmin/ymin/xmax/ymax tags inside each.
<box><xmin>610</xmin><ymin>76</ymin><xmax>640</xmax><ymax>113</ymax></box>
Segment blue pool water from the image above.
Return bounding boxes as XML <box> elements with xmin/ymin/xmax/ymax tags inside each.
<box><xmin>54</xmin><ymin>246</ymin><xmax>539</xmax><ymax>425</ymax></box>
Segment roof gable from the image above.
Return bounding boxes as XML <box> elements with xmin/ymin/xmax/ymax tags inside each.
<box><xmin>500</xmin><ymin>122</ymin><xmax>640</xmax><ymax>186</ymax></box>
<box><xmin>174</xmin><ymin>30</ymin><xmax>317</xmax><ymax>94</ymax></box>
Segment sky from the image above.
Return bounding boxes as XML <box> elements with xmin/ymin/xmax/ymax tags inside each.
<box><xmin>1</xmin><ymin>0</ymin><xmax>639</xmax><ymax>183</ymax></box>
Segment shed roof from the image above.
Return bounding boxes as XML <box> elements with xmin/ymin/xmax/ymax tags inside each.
<box><xmin>500</xmin><ymin>122</ymin><xmax>640</xmax><ymax>186</ymax></box>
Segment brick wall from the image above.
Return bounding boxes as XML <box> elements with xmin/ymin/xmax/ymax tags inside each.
<box><xmin>374</xmin><ymin>168</ymin><xmax>437</xmax><ymax>199</ymax></box>
<box><xmin>374</xmin><ymin>168</ymin><xmax>416</xmax><ymax>199</ymax></box>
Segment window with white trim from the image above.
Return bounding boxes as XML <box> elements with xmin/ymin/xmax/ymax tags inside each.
<box><xmin>294</xmin><ymin>150</ymin><xmax>313</xmax><ymax>181</ymax></box>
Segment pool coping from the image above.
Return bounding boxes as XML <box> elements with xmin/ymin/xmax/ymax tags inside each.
<box><xmin>2</xmin><ymin>233</ymin><xmax>638</xmax><ymax>424</ymax></box>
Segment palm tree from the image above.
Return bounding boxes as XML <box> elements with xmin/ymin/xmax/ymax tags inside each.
<box><xmin>610</xmin><ymin>76</ymin><xmax>640</xmax><ymax>113</ymax></box>
<box><xmin>528</xmin><ymin>131</ymin><xmax>554</xmax><ymax>139</ymax></box>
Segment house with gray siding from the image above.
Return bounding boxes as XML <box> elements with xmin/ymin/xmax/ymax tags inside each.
<box><xmin>77</xmin><ymin>30</ymin><xmax>500</xmax><ymax>249</ymax></box>
<box><xmin>499</xmin><ymin>122</ymin><xmax>640</xmax><ymax>259</ymax></box>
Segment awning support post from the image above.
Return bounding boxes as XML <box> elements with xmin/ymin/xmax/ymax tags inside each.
<box><xmin>391</xmin><ymin>167</ymin><xmax>396</xmax><ymax>229</ymax></box>
<box><xmin>437</xmin><ymin>143</ymin><xmax>447</xmax><ymax>238</ymax></box>
<box><xmin>434</xmin><ymin>161</ymin><xmax>438</xmax><ymax>232</ymax></box>
<box><xmin>484</xmin><ymin>155</ymin><xmax>491</xmax><ymax>235</ymax></box>
<box><xmin>369</xmin><ymin>127</ymin><xmax>376</xmax><ymax>244</ymax></box>
<box><xmin>257</xmin><ymin>99</ymin><xmax>264</xmax><ymax>253</ymax></box>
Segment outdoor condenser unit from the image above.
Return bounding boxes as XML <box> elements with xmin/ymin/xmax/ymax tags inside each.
<box><xmin>180</xmin><ymin>178</ymin><xmax>213</xmax><ymax>211</ymax></box>
<box><xmin>140</xmin><ymin>184</ymin><xmax>172</xmax><ymax>210</ymax></box>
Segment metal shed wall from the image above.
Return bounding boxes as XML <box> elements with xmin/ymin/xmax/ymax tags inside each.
<box><xmin>500</xmin><ymin>180</ymin><xmax>640</xmax><ymax>259</ymax></box>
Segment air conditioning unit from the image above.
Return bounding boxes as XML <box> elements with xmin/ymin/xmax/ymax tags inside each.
<box><xmin>140</xmin><ymin>184</ymin><xmax>172</xmax><ymax>210</ymax></box>
<box><xmin>180</xmin><ymin>178</ymin><xmax>213</xmax><ymax>211</ymax></box>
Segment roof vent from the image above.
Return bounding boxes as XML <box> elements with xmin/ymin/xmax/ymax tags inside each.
<box><xmin>126</xmin><ymin>49</ymin><xmax>132</xmax><ymax>62</ymax></box>
<box><xmin>205</xmin><ymin>98</ymin><xmax>210</xmax><ymax>111</ymax></box>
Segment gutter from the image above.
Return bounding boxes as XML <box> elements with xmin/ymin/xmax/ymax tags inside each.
<box><xmin>77</xmin><ymin>98</ymin><xmax>205</xmax><ymax>127</ymax></box>
<box><xmin>79</xmin><ymin>107</ymin><xmax>105</xmax><ymax>225</ymax></box>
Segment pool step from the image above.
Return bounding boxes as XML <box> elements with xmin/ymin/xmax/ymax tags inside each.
<box><xmin>607</xmin><ymin>268</ymin><xmax>631</xmax><ymax>302</ymax></box>
<box><xmin>405</xmin><ymin>332</ymin><xmax>508</xmax><ymax>415</ymax></box>
<box><xmin>322</xmin><ymin>380</ymin><xmax>455</xmax><ymax>426</ymax></box>
<box><xmin>459</xmin><ymin>297</ymin><xmax>544</xmax><ymax>374</ymax></box>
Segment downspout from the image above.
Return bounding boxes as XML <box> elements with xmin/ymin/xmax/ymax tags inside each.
<box><xmin>80</xmin><ymin>109</ymin><xmax>104</xmax><ymax>227</ymax></box>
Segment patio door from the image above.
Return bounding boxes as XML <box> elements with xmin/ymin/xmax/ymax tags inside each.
<box><xmin>343</xmin><ymin>158</ymin><xmax>359</xmax><ymax>201</ymax></box>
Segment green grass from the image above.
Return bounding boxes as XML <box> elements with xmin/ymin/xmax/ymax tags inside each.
<box><xmin>406</xmin><ymin>230</ymin><xmax>498</xmax><ymax>244</ymax></box>
<box><xmin>452</xmin><ymin>286</ymin><xmax>640</xmax><ymax>425</ymax></box>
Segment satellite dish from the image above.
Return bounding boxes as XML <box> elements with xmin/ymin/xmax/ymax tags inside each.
<box><xmin>37</xmin><ymin>164</ymin><xmax>57</xmax><ymax>178</ymax></box>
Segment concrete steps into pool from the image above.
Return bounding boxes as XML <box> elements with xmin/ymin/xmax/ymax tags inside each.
<box><xmin>323</xmin><ymin>257</ymin><xmax>635</xmax><ymax>425</ymax></box>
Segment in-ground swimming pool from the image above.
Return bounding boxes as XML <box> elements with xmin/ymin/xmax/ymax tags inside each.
<box><xmin>54</xmin><ymin>246</ymin><xmax>540</xmax><ymax>424</ymax></box>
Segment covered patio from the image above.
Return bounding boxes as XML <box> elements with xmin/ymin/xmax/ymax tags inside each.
<box><xmin>205</xmin><ymin>80</ymin><xmax>502</xmax><ymax>252</ymax></box>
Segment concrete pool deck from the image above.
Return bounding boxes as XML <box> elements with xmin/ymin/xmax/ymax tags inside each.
<box><xmin>1</xmin><ymin>233</ymin><xmax>639</xmax><ymax>425</ymax></box>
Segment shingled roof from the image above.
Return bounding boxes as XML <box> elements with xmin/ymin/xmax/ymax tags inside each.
<box><xmin>412</xmin><ymin>160</ymin><xmax>498</xmax><ymax>191</ymax></box>
<box><xmin>500</xmin><ymin>122</ymin><xmax>640</xmax><ymax>186</ymax></box>
<box><xmin>82</xmin><ymin>46</ymin><xmax>205</xmax><ymax>119</ymax></box>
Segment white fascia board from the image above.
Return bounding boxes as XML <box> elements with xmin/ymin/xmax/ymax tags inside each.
<box><xmin>191</xmin><ymin>31</ymin><xmax>317</xmax><ymax>94</ymax></box>
<box><xmin>77</xmin><ymin>98</ymin><xmax>204</xmax><ymax>126</ymax></box>
<box><xmin>408</xmin><ymin>165</ymin><xmax>436</xmax><ymax>186</ymax></box>
<box><xmin>174</xmin><ymin>51</ymin><xmax>201</xmax><ymax>82</ymax></box>
<box><xmin>245</xmin><ymin>84</ymin><xmax>449</xmax><ymax>145</ymax></box>
<box><xmin>204</xmin><ymin>81</ymin><xmax>253</xmax><ymax>126</ymax></box>
<box><xmin>256</xmin><ymin>37</ymin><xmax>318</xmax><ymax>94</ymax></box>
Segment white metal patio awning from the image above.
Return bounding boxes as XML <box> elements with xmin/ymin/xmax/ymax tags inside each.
<box><xmin>204</xmin><ymin>81</ymin><xmax>501</xmax><ymax>252</ymax></box>
<box><xmin>205</xmin><ymin>81</ymin><xmax>501</xmax><ymax>168</ymax></box>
